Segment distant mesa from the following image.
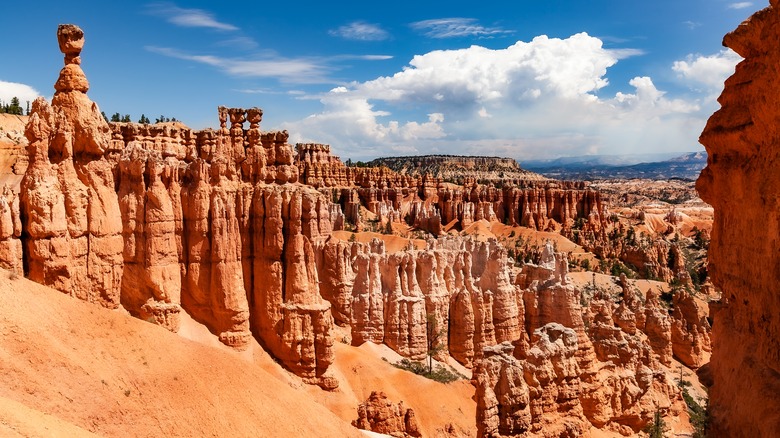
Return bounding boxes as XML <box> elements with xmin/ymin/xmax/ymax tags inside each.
<box><xmin>367</xmin><ymin>154</ymin><xmax>546</xmax><ymax>184</ymax></box>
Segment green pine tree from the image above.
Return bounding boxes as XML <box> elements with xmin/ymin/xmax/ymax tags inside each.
<box><xmin>643</xmin><ymin>410</ymin><xmax>667</xmax><ymax>438</ymax></box>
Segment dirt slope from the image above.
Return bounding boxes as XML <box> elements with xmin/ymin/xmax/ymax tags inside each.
<box><xmin>0</xmin><ymin>270</ymin><xmax>362</xmax><ymax>438</ymax></box>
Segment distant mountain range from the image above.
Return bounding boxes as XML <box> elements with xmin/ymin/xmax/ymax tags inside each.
<box><xmin>523</xmin><ymin>151</ymin><xmax>707</xmax><ymax>180</ymax></box>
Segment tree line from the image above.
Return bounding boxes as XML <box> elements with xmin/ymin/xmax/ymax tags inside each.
<box><xmin>0</xmin><ymin>97</ymin><xmax>29</xmax><ymax>115</ymax></box>
<box><xmin>0</xmin><ymin>96</ymin><xmax>178</xmax><ymax>126</ymax></box>
<box><xmin>101</xmin><ymin>112</ymin><xmax>178</xmax><ymax>124</ymax></box>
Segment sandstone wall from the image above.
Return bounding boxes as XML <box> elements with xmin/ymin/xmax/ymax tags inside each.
<box><xmin>696</xmin><ymin>1</ymin><xmax>780</xmax><ymax>434</ymax></box>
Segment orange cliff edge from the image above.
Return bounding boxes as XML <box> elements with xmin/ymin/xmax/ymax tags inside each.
<box><xmin>696</xmin><ymin>0</ymin><xmax>780</xmax><ymax>435</ymax></box>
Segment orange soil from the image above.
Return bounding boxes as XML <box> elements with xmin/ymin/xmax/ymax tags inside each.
<box><xmin>307</xmin><ymin>342</ymin><xmax>477</xmax><ymax>438</ymax></box>
<box><xmin>0</xmin><ymin>270</ymin><xmax>363</xmax><ymax>438</ymax></box>
<box><xmin>0</xmin><ymin>267</ymin><xmax>480</xmax><ymax>437</ymax></box>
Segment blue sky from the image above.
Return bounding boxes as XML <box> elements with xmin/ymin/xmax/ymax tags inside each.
<box><xmin>0</xmin><ymin>1</ymin><xmax>758</xmax><ymax>161</ymax></box>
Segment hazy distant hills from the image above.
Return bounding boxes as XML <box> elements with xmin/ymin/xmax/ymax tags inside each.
<box><xmin>523</xmin><ymin>151</ymin><xmax>707</xmax><ymax>181</ymax></box>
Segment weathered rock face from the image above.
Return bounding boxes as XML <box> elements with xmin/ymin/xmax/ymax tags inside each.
<box><xmin>475</xmin><ymin>246</ymin><xmax>683</xmax><ymax>437</ymax></box>
<box><xmin>475</xmin><ymin>327</ymin><xmax>587</xmax><ymax>438</ymax></box>
<box><xmin>315</xmin><ymin>236</ymin><xmax>521</xmax><ymax>367</ymax></box>
<box><xmin>15</xmin><ymin>25</ymin><xmax>337</xmax><ymax>389</ymax></box>
<box><xmin>696</xmin><ymin>2</ymin><xmax>780</xmax><ymax>435</ymax></box>
<box><xmin>0</xmin><ymin>185</ymin><xmax>22</xmax><ymax>273</ymax></box>
<box><xmin>671</xmin><ymin>289</ymin><xmax>711</xmax><ymax>369</ymax></box>
<box><xmin>353</xmin><ymin>391</ymin><xmax>422</xmax><ymax>438</ymax></box>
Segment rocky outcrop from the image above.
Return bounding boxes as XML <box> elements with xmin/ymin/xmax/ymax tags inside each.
<box><xmin>475</xmin><ymin>246</ymin><xmax>682</xmax><ymax>437</ymax></box>
<box><xmin>475</xmin><ymin>327</ymin><xmax>587</xmax><ymax>438</ymax></box>
<box><xmin>16</xmin><ymin>25</ymin><xmax>337</xmax><ymax>389</ymax></box>
<box><xmin>293</xmin><ymin>143</ymin><xmax>607</xmax><ymax>234</ymax></box>
<box><xmin>295</xmin><ymin>143</ymin><xmax>353</xmax><ymax>188</ymax></box>
<box><xmin>0</xmin><ymin>185</ymin><xmax>22</xmax><ymax>273</ymax></box>
<box><xmin>353</xmin><ymin>391</ymin><xmax>422</xmax><ymax>438</ymax></box>
<box><xmin>671</xmin><ymin>289</ymin><xmax>711</xmax><ymax>369</ymax></box>
<box><xmin>696</xmin><ymin>2</ymin><xmax>780</xmax><ymax>435</ymax></box>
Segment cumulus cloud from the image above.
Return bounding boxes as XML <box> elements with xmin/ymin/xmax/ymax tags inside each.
<box><xmin>727</xmin><ymin>2</ymin><xmax>754</xmax><ymax>9</ymax></box>
<box><xmin>410</xmin><ymin>18</ymin><xmax>511</xmax><ymax>38</ymax></box>
<box><xmin>673</xmin><ymin>49</ymin><xmax>742</xmax><ymax>90</ymax></box>
<box><xmin>280</xmin><ymin>33</ymin><xmax>722</xmax><ymax>161</ymax></box>
<box><xmin>0</xmin><ymin>80</ymin><xmax>43</xmax><ymax>108</ymax></box>
<box><xmin>329</xmin><ymin>21</ymin><xmax>389</xmax><ymax>41</ymax></box>
<box><xmin>146</xmin><ymin>2</ymin><xmax>238</xmax><ymax>31</ymax></box>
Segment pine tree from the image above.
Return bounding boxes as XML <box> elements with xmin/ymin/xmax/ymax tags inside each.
<box><xmin>110</xmin><ymin>112</ymin><xmax>121</xmax><ymax>122</ymax></box>
<box><xmin>643</xmin><ymin>410</ymin><xmax>667</xmax><ymax>438</ymax></box>
<box><xmin>121</xmin><ymin>114</ymin><xmax>131</xmax><ymax>123</ymax></box>
<box><xmin>7</xmin><ymin>97</ymin><xmax>23</xmax><ymax>115</ymax></box>
<box><xmin>426</xmin><ymin>313</ymin><xmax>445</xmax><ymax>374</ymax></box>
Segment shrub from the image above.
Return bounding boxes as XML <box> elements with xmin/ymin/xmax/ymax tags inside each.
<box><xmin>390</xmin><ymin>358</ymin><xmax>464</xmax><ymax>384</ymax></box>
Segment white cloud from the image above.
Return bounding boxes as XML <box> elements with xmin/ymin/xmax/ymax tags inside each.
<box><xmin>147</xmin><ymin>46</ymin><xmax>392</xmax><ymax>84</ymax></box>
<box><xmin>0</xmin><ymin>80</ymin><xmax>42</xmax><ymax>108</ymax></box>
<box><xmin>282</xmin><ymin>33</ymin><xmax>707</xmax><ymax>161</ymax></box>
<box><xmin>329</xmin><ymin>21</ymin><xmax>389</xmax><ymax>41</ymax></box>
<box><xmin>410</xmin><ymin>18</ymin><xmax>511</xmax><ymax>38</ymax></box>
<box><xmin>727</xmin><ymin>2</ymin><xmax>754</xmax><ymax>9</ymax></box>
<box><xmin>683</xmin><ymin>21</ymin><xmax>702</xmax><ymax>30</ymax></box>
<box><xmin>213</xmin><ymin>36</ymin><xmax>259</xmax><ymax>51</ymax></box>
<box><xmin>147</xmin><ymin>46</ymin><xmax>330</xmax><ymax>83</ymax></box>
<box><xmin>146</xmin><ymin>2</ymin><xmax>238</xmax><ymax>31</ymax></box>
<box><xmin>673</xmin><ymin>49</ymin><xmax>742</xmax><ymax>90</ymax></box>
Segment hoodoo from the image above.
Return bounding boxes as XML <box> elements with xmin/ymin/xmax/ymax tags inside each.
<box><xmin>16</xmin><ymin>24</ymin><xmax>338</xmax><ymax>389</ymax></box>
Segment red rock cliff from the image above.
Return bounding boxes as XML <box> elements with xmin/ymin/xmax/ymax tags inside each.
<box><xmin>696</xmin><ymin>1</ymin><xmax>780</xmax><ymax>434</ymax></box>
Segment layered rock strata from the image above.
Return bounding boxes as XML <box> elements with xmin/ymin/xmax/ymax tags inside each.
<box><xmin>293</xmin><ymin>144</ymin><xmax>607</xmax><ymax>234</ymax></box>
<box><xmin>696</xmin><ymin>1</ymin><xmax>780</xmax><ymax>434</ymax></box>
<box><xmin>15</xmin><ymin>25</ymin><xmax>336</xmax><ymax>388</ymax></box>
<box><xmin>367</xmin><ymin>155</ymin><xmax>546</xmax><ymax>183</ymax></box>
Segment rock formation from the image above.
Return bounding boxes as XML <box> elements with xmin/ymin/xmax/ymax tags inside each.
<box><xmin>475</xmin><ymin>246</ymin><xmax>682</xmax><ymax>437</ymax></box>
<box><xmin>14</xmin><ymin>25</ymin><xmax>336</xmax><ymax>388</ymax></box>
<box><xmin>4</xmin><ymin>26</ymin><xmax>715</xmax><ymax>435</ymax></box>
<box><xmin>22</xmin><ymin>24</ymin><xmax>124</xmax><ymax>307</ymax></box>
<box><xmin>475</xmin><ymin>328</ymin><xmax>587</xmax><ymax>438</ymax></box>
<box><xmin>696</xmin><ymin>1</ymin><xmax>780</xmax><ymax>434</ymax></box>
<box><xmin>293</xmin><ymin>144</ymin><xmax>607</xmax><ymax>234</ymax></box>
<box><xmin>0</xmin><ymin>185</ymin><xmax>22</xmax><ymax>273</ymax></box>
<box><xmin>670</xmin><ymin>289</ymin><xmax>711</xmax><ymax>369</ymax></box>
<box><xmin>315</xmin><ymin>236</ymin><xmax>520</xmax><ymax>366</ymax></box>
<box><xmin>367</xmin><ymin>155</ymin><xmax>546</xmax><ymax>183</ymax></box>
<box><xmin>353</xmin><ymin>391</ymin><xmax>422</xmax><ymax>438</ymax></box>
